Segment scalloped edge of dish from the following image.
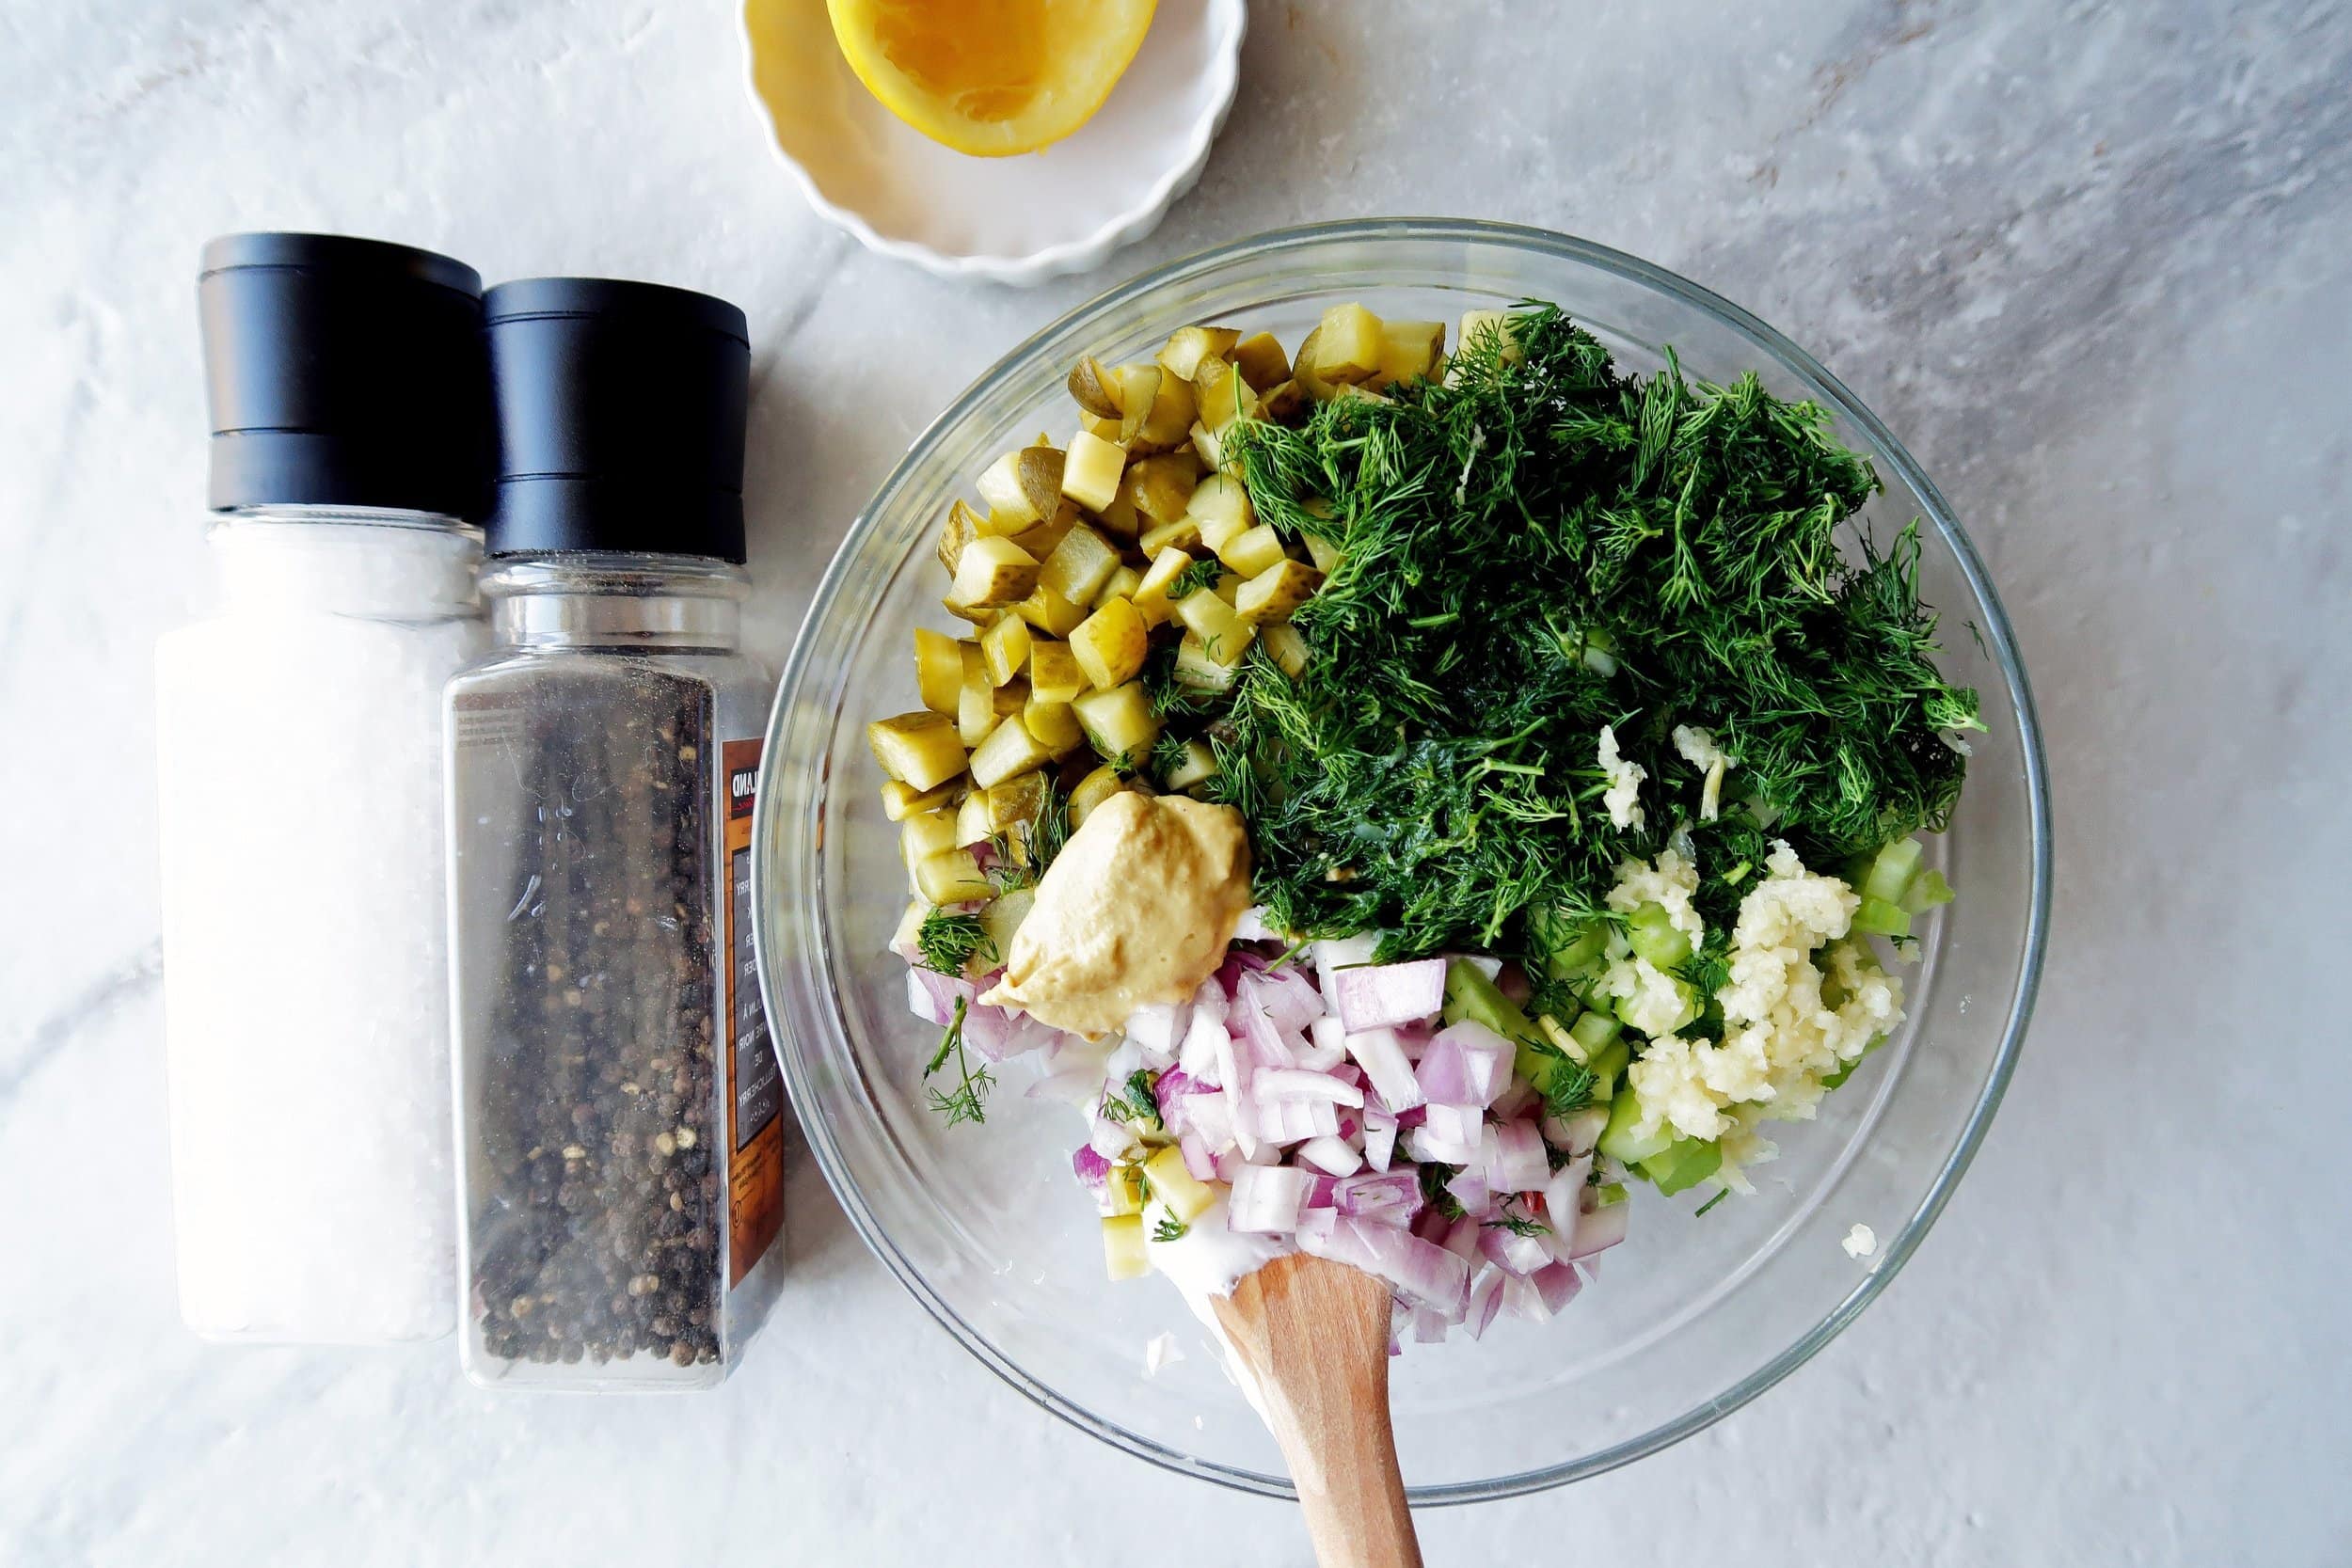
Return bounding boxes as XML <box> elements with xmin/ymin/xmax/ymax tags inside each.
<box><xmin>738</xmin><ymin>0</ymin><xmax>1247</xmax><ymax>286</ymax></box>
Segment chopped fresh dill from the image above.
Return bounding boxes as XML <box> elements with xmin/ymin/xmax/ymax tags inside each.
<box><xmin>914</xmin><ymin>909</ymin><xmax>992</xmax><ymax>975</ymax></box>
<box><xmin>1483</xmin><ymin>1198</ymin><xmax>1550</xmax><ymax>1237</ymax></box>
<box><xmin>1028</xmin><ymin>779</ymin><xmax>1071</xmax><ymax>872</ymax></box>
<box><xmin>1206</xmin><ymin>304</ymin><xmax>1976</xmax><ymax>965</ymax></box>
<box><xmin>1164</xmin><ymin>558</ymin><xmax>1225</xmax><ymax>601</ymax></box>
<box><xmin>1418</xmin><ymin>1161</ymin><xmax>1466</xmax><ymax>1220</ymax></box>
<box><xmin>922</xmin><ymin>997</ymin><xmax>993</xmax><ymax>1127</ymax></box>
<box><xmin>1148</xmin><ymin>730</ymin><xmax>1194</xmax><ymax>787</ymax></box>
<box><xmin>1104</xmin><ymin>1069</ymin><xmax>1163</xmax><ymax>1129</ymax></box>
<box><xmin>1152</xmin><ymin>1213</ymin><xmax>1190</xmax><ymax>1243</ymax></box>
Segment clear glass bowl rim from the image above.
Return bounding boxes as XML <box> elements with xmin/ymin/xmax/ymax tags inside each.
<box><xmin>752</xmin><ymin>216</ymin><xmax>2054</xmax><ymax>1504</ymax></box>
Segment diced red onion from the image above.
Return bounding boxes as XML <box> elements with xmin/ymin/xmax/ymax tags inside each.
<box><xmin>1327</xmin><ymin>958</ymin><xmax>1448</xmax><ymax>1033</ymax></box>
<box><xmin>1502</xmin><ymin>1274</ymin><xmax>1549</xmax><ymax>1323</ymax></box>
<box><xmin>1215</xmin><ymin>1028</ymin><xmax>1258</xmax><ymax>1157</ymax></box>
<box><xmin>1232</xmin><ymin>906</ymin><xmax>1280</xmax><ymax>942</ymax></box>
<box><xmin>1252</xmin><ymin>966</ymin><xmax>1327</xmax><ymax>1038</ymax></box>
<box><xmin>1532</xmin><ymin>1259</ymin><xmax>1583</xmax><ymax>1314</ymax></box>
<box><xmin>1254</xmin><ymin>1069</ymin><xmax>1366</xmax><ymax>1107</ymax></box>
<box><xmin>1421</xmin><ymin>1102</ymin><xmax>1482</xmax><ymax>1148</ymax></box>
<box><xmin>1541</xmin><ymin>1156</ymin><xmax>1593</xmax><ymax>1262</ymax></box>
<box><xmin>1489</xmin><ymin>1080</ymin><xmax>1539</xmax><ymax>1122</ymax></box>
<box><xmin>1230</xmin><ymin>1164</ymin><xmax>1312</xmax><ymax>1233</ymax></box>
<box><xmin>1260</xmin><ymin>1097</ymin><xmax>1343</xmax><ymax>1144</ymax></box>
<box><xmin>1179</xmin><ymin>1132</ymin><xmax>1217</xmax><ymax>1181</ymax></box>
<box><xmin>1478</xmin><ymin>1221</ymin><xmax>1551</xmax><ymax>1277</ymax></box>
<box><xmin>1125</xmin><ymin>1000</ymin><xmax>1189</xmax><ymax>1058</ymax></box>
<box><xmin>1088</xmin><ymin>1116</ymin><xmax>1135</xmax><ymax>1162</ymax></box>
<box><xmin>1445</xmin><ymin>1167</ymin><xmax>1490</xmax><ymax>1216</ymax></box>
<box><xmin>1465</xmin><ymin>1268</ymin><xmax>1507</xmax><ymax>1340</ymax></box>
<box><xmin>1295</xmin><ymin>1134</ymin><xmax>1363</xmax><ymax>1177</ymax></box>
<box><xmin>1293</xmin><ymin>1033</ymin><xmax>1346</xmax><ymax>1073</ymax></box>
<box><xmin>1568</xmin><ymin>1199</ymin><xmax>1629</xmax><ymax>1259</ymax></box>
<box><xmin>1177</xmin><ymin>1007</ymin><xmax>1228</xmax><ymax>1085</ymax></box>
<box><xmin>1345</xmin><ymin>1027</ymin><xmax>1424</xmax><ymax>1113</ymax></box>
<box><xmin>1496</xmin><ymin>962</ymin><xmax>1532</xmax><ymax>1006</ymax></box>
<box><xmin>1212</xmin><ymin>1148</ymin><xmax>1246</xmax><ymax>1184</ymax></box>
<box><xmin>1545</xmin><ymin>1104</ymin><xmax>1609</xmax><ymax>1159</ymax></box>
<box><xmin>1301</xmin><ymin>1212</ymin><xmax>1471</xmax><ymax>1317</ymax></box>
<box><xmin>1422</xmin><ymin>1020</ymin><xmax>1512</xmax><ymax>1107</ymax></box>
<box><xmin>1235</xmin><ymin>983</ymin><xmax>1300</xmax><ymax>1070</ymax></box>
<box><xmin>1412</xmin><ymin>1307</ymin><xmax>1450</xmax><ymax>1344</ymax></box>
<box><xmin>1441</xmin><ymin>1212</ymin><xmax>1484</xmax><ymax>1263</ymax></box>
<box><xmin>1333</xmin><ymin>1168</ymin><xmax>1421</xmax><ymax>1219</ymax></box>
<box><xmin>1362</xmin><ymin>1112</ymin><xmax>1398</xmax><ymax>1173</ymax></box>
<box><xmin>1403</xmin><ymin>1125</ymin><xmax>1479</xmax><ymax>1167</ymax></box>
<box><xmin>1488</xmin><ymin>1119</ymin><xmax>1550</xmax><ymax>1193</ymax></box>
<box><xmin>1295</xmin><ymin>1206</ymin><xmax>1337</xmax><ymax>1247</ymax></box>
<box><xmin>1312</xmin><ymin>932</ymin><xmax>1382</xmax><ymax>997</ymax></box>
<box><xmin>1179</xmin><ymin>1088</ymin><xmax>1235</xmax><ymax>1153</ymax></box>
<box><xmin>1304</xmin><ymin>1174</ymin><xmax>1338</xmax><ymax>1211</ymax></box>
<box><xmin>1072</xmin><ymin>1146</ymin><xmax>1111</xmax><ymax>1191</ymax></box>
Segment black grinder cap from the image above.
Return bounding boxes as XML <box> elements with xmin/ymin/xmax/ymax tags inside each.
<box><xmin>483</xmin><ymin>278</ymin><xmax>752</xmax><ymax>564</ymax></box>
<box><xmin>198</xmin><ymin>232</ymin><xmax>491</xmax><ymax>520</ymax></box>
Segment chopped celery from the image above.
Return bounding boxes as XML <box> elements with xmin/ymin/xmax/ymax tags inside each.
<box><xmin>1102</xmin><ymin>1214</ymin><xmax>1150</xmax><ymax>1280</ymax></box>
<box><xmin>1597</xmin><ymin>1089</ymin><xmax>1673</xmax><ymax>1164</ymax></box>
<box><xmin>1852</xmin><ymin>896</ymin><xmax>1912</xmax><ymax>939</ymax></box>
<box><xmin>1901</xmin><ymin>867</ymin><xmax>1955</xmax><ymax>915</ymax></box>
<box><xmin>1540</xmin><ymin>917</ymin><xmax>1608</xmax><ymax>978</ymax></box>
<box><xmin>1642</xmin><ymin>1137</ymin><xmax>1723</xmax><ymax>1196</ymax></box>
<box><xmin>1593</xmin><ymin>1181</ymin><xmax>1629</xmax><ymax>1209</ymax></box>
<box><xmin>1584</xmin><ymin>1037</ymin><xmax>1629</xmax><ymax>1099</ymax></box>
<box><xmin>1862</xmin><ymin>837</ymin><xmax>1925</xmax><ymax>905</ymax></box>
<box><xmin>1444</xmin><ymin>958</ymin><xmax>1541</xmax><ymax>1071</ymax></box>
<box><xmin>1627</xmin><ymin>901</ymin><xmax>1692</xmax><ymax>970</ymax></box>
<box><xmin>1568</xmin><ymin>1009</ymin><xmax>1621</xmax><ymax>1058</ymax></box>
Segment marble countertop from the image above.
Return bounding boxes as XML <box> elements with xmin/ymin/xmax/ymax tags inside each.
<box><xmin>5</xmin><ymin>1</ymin><xmax>2347</xmax><ymax>1562</ymax></box>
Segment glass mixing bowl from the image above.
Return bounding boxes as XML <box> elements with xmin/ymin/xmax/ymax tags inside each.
<box><xmin>752</xmin><ymin>219</ymin><xmax>2051</xmax><ymax>1502</ymax></box>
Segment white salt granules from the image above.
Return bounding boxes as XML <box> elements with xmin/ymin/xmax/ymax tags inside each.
<box><xmin>157</xmin><ymin>517</ymin><xmax>484</xmax><ymax>1342</ymax></box>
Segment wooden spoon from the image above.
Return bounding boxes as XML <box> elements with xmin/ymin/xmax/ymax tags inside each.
<box><xmin>1212</xmin><ymin>1253</ymin><xmax>1423</xmax><ymax>1568</ymax></box>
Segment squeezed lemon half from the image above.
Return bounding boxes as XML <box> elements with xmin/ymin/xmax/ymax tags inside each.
<box><xmin>826</xmin><ymin>0</ymin><xmax>1157</xmax><ymax>157</ymax></box>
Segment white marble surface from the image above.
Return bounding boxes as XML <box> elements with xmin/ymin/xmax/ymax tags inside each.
<box><xmin>4</xmin><ymin>1</ymin><xmax>2347</xmax><ymax>1562</ymax></box>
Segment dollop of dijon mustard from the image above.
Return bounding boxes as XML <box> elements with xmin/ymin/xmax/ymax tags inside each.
<box><xmin>981</xmin><ymin>792</ymin><xmax>1251</xmax><ymax>1039</ymax></box>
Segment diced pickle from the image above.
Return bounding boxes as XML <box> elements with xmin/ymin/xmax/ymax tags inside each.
<box><xmin>949</xmin><ymin>536</ymin><xmax>1040</xmax><ymax>610</ymax></box>
<box><xmin>1174</xmin><ymin>589</ymin><xmax>1254</xmax><ymax>667</ymax></box>
<box><xmin>1095</xmin><ymin>563</ymin><xmax>1144</xmax><ymax>609</ymax></box>
<box><xmin>989</xmin><ymin>676</ymin><xmax>1030</xmax><ymax>720</ymax></box>
<box><xmin>1073</xmin><ymin>682</ymin><xmax>1163</xmax><ymax>766</ymax></box>
<box><xmin>1161</xmin><ymin>737</ymin><xmax>1219</xmax><ymax>794</ymax></box>
<box><xmin>1068</xmin><ymin>764</ymin><xmax>1128</xmax><ymax>825</ymax></box>
<box><xmin>1143</xmin><ymin>1145</ymin><xmax>1218</xmax><ymax>1223</ymax></box>
<box><xmin>1026</xmin><ymin>640</ymin><xmax>1088</xmax><ymax>704</ymax></box>
<box><xmin>978</xmin><ymin>614</ymin><xmax>1031</xmax><ymax>686</ymax></box>
<box><xmin>1234</xmin><ymin>559</ymin><xmax>1325</xmax><ymax>623</ymax></box>
<box><xmin>1011</xmin><ymin>585</ymin><xmax>1089</xmax><ymax>638</ymax></box>
<box><xmin>955</xmin><ymin>789</ymin><xmax>993</xmax><ymax>849</ymax></box>
<box><xmin>935</xmin><ymin>499</ymin><xmax>981</xmax><ymax>575</ymax></box>
<box><xmin>1186</xmin><ymin>473</ymin><xmax>1253</xmax><ymax>552</ymax></box>
<box><xmin>1022</xmin><ymin>695</ymin><xmax>1085</xmax><ymax>754</ymax></box>
<box><xmin>1131</xmin><ymin>546</ymin><xmax>1195</xmax><ymax>625</ymax></box>
<box><xmin>1258</xmin><ymin>378</ymin><xmax>1310</xmax><ymax>421</ymax></box>
<box><xmin>1060</xmin><ymin>429</ymin><xmax>1126</xmax><ymax>514</ymax></box>
<box><xmin>970</xmin><ymin>712</ymin><xmax>1060</xmax><ymax>789</ymax></box>
<box><xmin>1038</xmin><ymin>523</ymin><xmax>1121</xmax><ymax>607</ymax></box>
<box><xmin>1123</xmin><ymin>452</ymin><xmax>1200</xmax><ymax>523</ymax></box>
<box><xmin>980</xmin><ymin>887</ymin><xmax>1034</xmax><ymax>962</ymax></box>
<box><xmin>1456</xmin><ymin>309</ymin><xmax>1523</xmax><ymax>365</ymax></box>
<box><xmin>1102</xmin><ymin>1214</ymin><xmax>1149</xmax><ymax>1280</ymax></box>
<box><xmin>977</xmin><ymin>446</ymin><xmax>1065</xmax><ymax>530</ymax></box>
<box><xmin>916</xmin><ymin>847</ymin><xmax>994</xmax><ymax>906</ymax></box>
<box><xmin>1067</xmin><ymin>356</ymin><xmax>1121</xmax><ymax>419</ymax></box>
<box><xmin>1137</xmin><ymin>515</ymin><xmax>1204</xmax><ymax>559</ymax></box>
<box><xmin>900</xmin><ymin>809</ymin><xmax>961</xmax><ymax>880</ymax></box>
<box><xmin>986</xmin><ymin>772</ymin><xmax>1050</xmax><ymax>832</ymax></box>
<box><xmin>1173</xmin><ymin>632</ymin><xmax>1237</xmax><ymax>692</ymax></box>
<box><xmin>1069</xmin><ymin>596</ymin><xmax>1149</xmax><ymax>689</ymax></box>
<box><xmin>1311</xmin><ymin>303</ymin><xmax>1384</xmax><ymax>384</ymax></box>
<box><xmin>867</xmin><ymin>711</ymin><xmax>967</xmax><ymax>791</ymax></box>
<box><xmin>1158</xmin><ymin>325</ymin><xmax>1242</xmax><ymax>382</ymax></box>
<box><xmin>957</xmin><ymin>645</ymin><xmax>996</xmax><ymax>747</ymax></box>
<box><xmin>1093</xmin><ymin>486</ymin><xmax>1141</xmax><ymax>542</ymax></box>
<box><xmin>1005</xmin><ymin>499</ymin><xmax>1077</xmax><ymax>562</ymax></box>
<box><xmin>1216</xmin><ymin>523</ymin><xmax>1288</xmax><ymax>578</ymax></box>
<box><xmin>1232</xmin><ymin>331</ymin><xmax>1291</xmax><ymax>391</ymax></box>
<box><xmin>881</xmin><ymin>778</ymin><xmax>959</xmax><ymax>821</ymax></box>
<box><xmin>914</xmin><ymin>626</ymin><xmax>964</xmax><ymax>714</ymax></box>
<box><xmin>1260</xmin><ymin>623</ymin><xmax>1310</xmax><ymax>678</ymax></box>
<box><xmin>1373</xmin><ymin>320</ymin><xmax>1445</xmax><ymax>387</ymax></box>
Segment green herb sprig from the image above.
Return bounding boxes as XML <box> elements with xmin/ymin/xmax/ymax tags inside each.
<box><xmin>923</xmin><ymin>997</ymin><xmax>993</xmax><ymax>1127</ymax></box>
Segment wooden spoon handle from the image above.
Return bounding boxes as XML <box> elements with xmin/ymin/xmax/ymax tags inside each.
<box><xmin>1214</xmin><ymin>1254</ymin><xmax>1422</xmax><ymax>1568</ymax></box>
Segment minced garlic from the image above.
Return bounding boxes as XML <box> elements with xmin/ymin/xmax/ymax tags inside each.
<box><xmin>1597</xmin><ymin>723</ymin><xmax>1646</xmax><ymax>830</ymax></box>
<box><xmin>1624</xmin><ymin>842</ymin><xmax>1905</xmax><ymax>1159</ymax></box>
